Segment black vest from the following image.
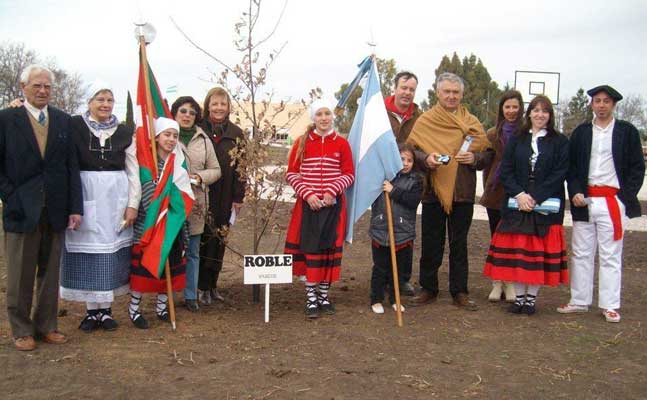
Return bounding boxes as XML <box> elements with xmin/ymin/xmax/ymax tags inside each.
<box><xmin>71</xmin><ymin>116</ymin><xmax>133</xmax><ymax>171</ymax></box>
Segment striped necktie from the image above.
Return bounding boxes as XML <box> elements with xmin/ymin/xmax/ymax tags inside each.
<box><xmin>38</xmin><ymin>111</ymin><xmax>46</xmax><ymax>126</ymax></box>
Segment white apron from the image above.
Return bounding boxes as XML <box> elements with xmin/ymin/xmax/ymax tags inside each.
<box><xmin>65</xmin><ymin>170</ymin><xmax>133</xmax><ymax>253</ymax></box>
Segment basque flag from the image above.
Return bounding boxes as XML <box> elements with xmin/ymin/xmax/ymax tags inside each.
<box><xmin>339</xmin><ymin>56</ymin><xmax>403</xmax><ymax>243</ymax></box>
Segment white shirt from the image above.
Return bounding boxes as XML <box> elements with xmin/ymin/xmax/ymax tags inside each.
<box><xmin>24</xmin><ymin>100</ymin><xmax>48</xmax><ymax>121</ymax></box>
<box><xmin>530</xmin><ymin>128</ymin><xmax>547</xmax><ymax>172</ymax></box>
<box><xmin>588</xmin><ymin>118</ymin><xmax>619</xmax><ymax>188</ymax></box>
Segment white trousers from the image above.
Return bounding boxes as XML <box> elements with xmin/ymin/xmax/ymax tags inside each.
<box><xmin>570</xmin><ymin>196</ymin><xmax>626</xmax><ymax>310</ymax></box>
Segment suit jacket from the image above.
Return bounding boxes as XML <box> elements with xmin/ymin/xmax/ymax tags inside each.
<box><xmin>567</xmin><ymin>120</ymin><xmax>644</xmax><ymax>221</ymax></box>
<box><xmin>0</xmin><ymin>105</ymin><xmax>82</xmax><ymax>232</ymax></box>
<box><xmin>500</xmin><ymin>132</ymin><xmax>570</xmax><ymax>225</ymax></box>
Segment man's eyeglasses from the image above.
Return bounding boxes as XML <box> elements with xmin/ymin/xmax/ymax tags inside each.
<box><xmin>179</xmin><ymin>108</ymin><xmax>197</xmax><ymax>116</ymax></box>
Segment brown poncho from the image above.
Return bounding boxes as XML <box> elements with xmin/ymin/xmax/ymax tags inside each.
<box><xmin>407</xmin><ymin>104</ymin><xmax>488</xmax><ymax>213</ymax></box>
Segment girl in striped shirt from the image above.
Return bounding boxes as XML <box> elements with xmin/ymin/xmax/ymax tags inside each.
<box><xmin>284</xmin><ymin>99</ymin><xmax>355</xmax><ymax>318</ymax></box>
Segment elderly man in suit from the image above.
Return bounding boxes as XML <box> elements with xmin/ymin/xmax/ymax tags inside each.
<box><xmin>0</xmin><ymin>64</ymin><xmax>82</xmax><ymax>351</ymax></box>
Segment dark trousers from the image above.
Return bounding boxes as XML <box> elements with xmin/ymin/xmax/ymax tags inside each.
<box><xmin>486</xmin><ymin>208</ymin><xmax>501</xmax><ymax>236</ymax></box>
<box><xmin>198</xmin><ymin>223</ymin><xmax>226</xmax><ymax>291</ymax></box>
<box><xmin>5</xmin><ymin>209</ymin><xmax>63</xmax><ymax>338</ymax></box>
<box><xmin>370</xmin><ymin>244</ymin><xmax>413</xmax><ymax>304</ymax></box>
<box><xmin>419</xmin><ymin>201</ymin><xmax>473</xmax><ymax>297</ymax></box>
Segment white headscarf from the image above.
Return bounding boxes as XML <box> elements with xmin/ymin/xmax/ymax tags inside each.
<box><xmin>86</xmin><ymin>79</ymin><xmax>113</xmax><ymax>104</ymax></box>
<box><xmin>154</xmin><ymin>117</ymin><xmax>179</xmax><ymax>136</ymax></box>
<box><xmin>309</xmin><ymin>98</ymin><xmax>336</xmax><ymax>122</ymax></box>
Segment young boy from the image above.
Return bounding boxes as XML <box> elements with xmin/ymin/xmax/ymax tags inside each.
<box><xmin>369</xmin><ymin>143</ymin><xmax>423</xmax><ymax>313</ymax></box>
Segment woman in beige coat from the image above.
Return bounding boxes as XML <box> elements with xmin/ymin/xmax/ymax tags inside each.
<box><xmin>171</xmin><ymin>96</ymin><xmax>221</xmax><ymax>311</ymax></box>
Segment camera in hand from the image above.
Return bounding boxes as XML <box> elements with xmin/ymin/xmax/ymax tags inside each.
<box><xmin>436</xmin><ymin>154</ymin><xmax>451</xmax><ymax>165</ymax></box>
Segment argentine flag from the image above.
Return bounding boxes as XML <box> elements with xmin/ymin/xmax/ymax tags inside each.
<box><xmin>339</xmin><ymin>56</ymin><xmax>403</xmax><ymax>243</ymax></box>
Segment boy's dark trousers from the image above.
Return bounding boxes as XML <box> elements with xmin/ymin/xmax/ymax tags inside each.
<box><xmin>370</xmin><ymin>244</ymin><xmax>413</xmax><ymax>304</ymax></box>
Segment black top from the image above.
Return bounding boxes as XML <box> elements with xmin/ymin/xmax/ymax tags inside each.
<box><xmin>567</xmin><ymin>120</ymin><xmax>644</xmax><ymax>221</ymax></box>
<box><xmin>500</xmin><ymin>132</ymin><xmax>570</xmax><ymax>226</ymax></box>
<box><xmin>71</xmin><ymin>116</ymin><xmax>133</xmax><ymax>171</ymax></box>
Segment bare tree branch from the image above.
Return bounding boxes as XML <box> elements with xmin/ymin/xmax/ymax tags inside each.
<box><xmin>170</xmin><ymin>16</ymin><xmax>236</xmax><ymax>73</ymax></box>
<box><xmin>252</xmin><ymin>0</ymin><xmax>288</xmax><ymax>50</ymax></box>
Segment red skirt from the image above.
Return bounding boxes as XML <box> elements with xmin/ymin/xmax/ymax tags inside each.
<box><xmin>483</xmin><ymin>224</ymin><xmax>568</xmax><ymax>286</ymax></box>
<box><xmin>130</xmin><ymin>242</ymin><xmax>186</xmax><ymax>293</ymax></box>
<box><xmin>284</xmin><ymin>196</ymin><xmax>346</xmax><ymax>283</ymax></box>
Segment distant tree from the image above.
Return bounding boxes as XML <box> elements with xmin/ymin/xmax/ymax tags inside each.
<box><xmin>616</xmin><ymin>94</ymin><xmax>647</xmax><ymax>141</ymax></box>
<box><xmin>334</xmin><ymin>57</ymin><xmax>398</xmax><ymax>134</ymax></box>
<box><xmin>561</xmin><ymin>88</ymin><xmax>593</xmax><ymax>136</ymax></box>
<box><xmin>125</xmin><ymin>90</ymin><xmax>135</xmax><ymax>130</ymax></box>
<box><xmin>426</xmin><ymin>52</ymin><xmax>502</xmax><ymax>128</ymax></box>
<box><xmin>419</xmin><ymin>99</ymin><xmax>429</xmax><ymax>112</ymax></box>
<box><xmin>0</xmin><ymin>42</ymin><xmax>85</xmax><ymax>113</ymax></box>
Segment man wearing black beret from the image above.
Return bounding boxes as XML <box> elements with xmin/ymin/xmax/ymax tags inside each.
<box><xmin>558</xmin><ymin>85</ymin><xmax>644</xmax><ymax>323</ymax></box>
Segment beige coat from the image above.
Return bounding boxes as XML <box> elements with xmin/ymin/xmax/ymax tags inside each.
<box><xmin>181</xmin><ymin>127</ymin><xmax>221</xmax><ymax>235</ymax></box>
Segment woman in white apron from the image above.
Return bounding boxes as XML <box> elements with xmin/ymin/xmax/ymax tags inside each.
<box><xmin>59</xmin><ymin>81</ymin><xmax>140</xmax><ymax>332</ymax></box>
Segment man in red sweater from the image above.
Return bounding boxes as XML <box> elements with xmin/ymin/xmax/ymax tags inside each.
<box><xmin>384</xmin><ymin>71</ymin><xmax>422</xmax><ymax>296</ymax></box>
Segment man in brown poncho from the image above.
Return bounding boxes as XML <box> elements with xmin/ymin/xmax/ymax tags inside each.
<box><xmin>407</xmin><ymin>72</ymin><xmax>490</xmax><ymax>311</ymax></box>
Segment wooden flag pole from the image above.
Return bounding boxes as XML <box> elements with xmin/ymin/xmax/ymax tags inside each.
<box><xmin>384</xmin><ymin>191</ymin><xmax>403</xmax><ymax>327</ymax></box>
<box><xmin>139</xmin><ymin>35</ymin><xmax>177</xmax><ymax>331</ymax></box>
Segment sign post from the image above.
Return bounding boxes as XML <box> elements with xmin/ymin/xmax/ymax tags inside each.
<box><xmin>243</xmin><ymin>254</ymin><xmax>293</xmax><ymax>323</ymax></box>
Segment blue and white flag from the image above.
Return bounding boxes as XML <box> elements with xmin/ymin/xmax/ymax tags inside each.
<box><xmin>339</xmin><ymin>56</ymin><xmax>403</xmax><ymax>243</ymax></box>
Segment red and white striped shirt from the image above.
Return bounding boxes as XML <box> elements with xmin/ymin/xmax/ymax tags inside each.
<box><xmin>287</xmin><ymin>131</ymin><xmax>354</xmax><ymax>200</ymax></box>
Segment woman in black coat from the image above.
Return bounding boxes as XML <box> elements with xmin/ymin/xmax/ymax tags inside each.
<box><xmin>198</xmin><ymin>87</ymin><xmax>246</xmax><ymax>304</ymax></box>
<box><xmin>483</xmin><ymin>95</ymin><xmax>569</xmax><ymax>315</ymax></box>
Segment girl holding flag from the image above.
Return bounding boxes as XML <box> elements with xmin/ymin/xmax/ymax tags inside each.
<box><xmin>284</xmin><ymin>99</ymin><xmax>355</xmax><ymax>319</ymax></box>
<box><xmin>128</xmin><ymin>117</ymin><xmax>190</xmax><ymax>329</ymax></box>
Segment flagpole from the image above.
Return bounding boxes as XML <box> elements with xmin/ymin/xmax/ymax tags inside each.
<box><xmin>384</xmin><ymin>191</ymin><xmax>403</xmax><ymax>327</ymax></box>
<box><xmin>138</xmin><ymin>33</ymin><xmax>177</xmax><ymax>332</ymax></box>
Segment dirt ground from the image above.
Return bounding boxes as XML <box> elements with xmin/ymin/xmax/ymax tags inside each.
<box><xmin>1</xmin><ymin>202</ymin><xmax>646</xmax><ymax>400</ymax></box>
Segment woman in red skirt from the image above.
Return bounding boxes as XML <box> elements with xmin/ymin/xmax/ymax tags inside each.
<box><xmin>483</xmin><ymin>95</ymin><xmax>569</xmax><ymax>315</ymax></box>
<box><xmin>284</xmin><ymin>99</ymin><xmax>354</xmax><ymax>318</ymax></box>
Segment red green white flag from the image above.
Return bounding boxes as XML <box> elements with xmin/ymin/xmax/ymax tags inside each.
<box><xmin>135</xmin><ymin>48</ymin><xmax>195</xmax><ymax>278</ymax></box>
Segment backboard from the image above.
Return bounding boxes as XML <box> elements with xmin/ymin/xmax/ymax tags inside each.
<box><xmin>514</xmin><ymin>71</ymin><xmax>561</xmax><ymax>105</ymax></box>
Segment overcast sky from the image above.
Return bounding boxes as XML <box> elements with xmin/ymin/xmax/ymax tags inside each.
<box><xmin>1</xmin><ymin>0</ymin><xmax>646</xmax><ymax>117</ymax></box>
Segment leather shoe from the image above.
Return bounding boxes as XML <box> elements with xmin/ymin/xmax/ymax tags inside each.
<box><xmin>14</xmin><ymin>336</ymin><xmax>36</xmax><ymax>351</ymax></box>
<box><xmin>409</xmin><ymin>290</ymin><xmax>438</xmax><ymax>306</ymax></box>
<box><xmin>400</xmin><ymin>282</ymin><xmax>416</xmax><ymax>296</ymax></box>
<box><xmin>42</xmin><ymin>331</ymin><xmax>68</xmax><ymax>345</ymax></box>
<box><xmin>452</xmin><ymin>293</ymin><xmax>478</xmax><ymax>311</ymax></box>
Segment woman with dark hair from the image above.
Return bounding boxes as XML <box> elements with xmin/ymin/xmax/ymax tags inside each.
<box><xmin>480</xmin><ymin>90</ymin><xmax>524</xmax><ymax>302</ymax></box>
<box><xmin>483</xmin><ymin>95</ymin><xmax>569</xmax><ymax>315</ymax></box>
<box><xmin>59</xmin><ymin>81</ymin><xmax>139</xmax><ymax>332</ymax></box>
<box><xmin>171</xmin><ymin>96</ymin><xmax>221</xmax><ymax>312</ymax></box>
<box><xmin>198</xmin><ymin>87</ymin><xmax>246</xmax><ymax>304</ymax></box>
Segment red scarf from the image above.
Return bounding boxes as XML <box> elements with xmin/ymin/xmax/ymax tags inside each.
<box><xmin>384</xmin><ymin>95</ymin><xmax>414</xmax><ymax>121</ymax></box>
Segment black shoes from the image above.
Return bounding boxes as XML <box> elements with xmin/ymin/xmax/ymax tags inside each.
<box><xmin>522</xmin><ymin>303</ymin><xmax>536</xmax><ymax>315</ymax></box>
<box><xmin>130</xmin><ymin>312</ymin><xmax>150</xmax><ymax>329</ymax></box>
<box><xmin>508</xmin><ymin>301</ymin><xmax>525</xmax><ymax>314</ymax></box>
<box><xmin>79</xmin><ymin>309</ymin><xmax>119</xmax><ymax>332</ymax></box>
<box><xmin>99</xmin><ymin>308</ymin><xmax>118</xmax><ymax>331</ymax></box>
<box><xmin>79</xmin><ymin>310</ymin><xmax>100</xmax><ymax>333</ymax></box>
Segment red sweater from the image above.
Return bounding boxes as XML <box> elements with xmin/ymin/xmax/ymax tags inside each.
<box><xmin>287</xmin><ymin>131</ymin><xmax>355</xmax><ymax>200</ymax></box>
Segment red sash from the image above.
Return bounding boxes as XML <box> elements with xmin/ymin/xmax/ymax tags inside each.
<box><xmin>587</xmin><ymin>186</ymin><xmax>623</xmax><ymax>241</ymax></box>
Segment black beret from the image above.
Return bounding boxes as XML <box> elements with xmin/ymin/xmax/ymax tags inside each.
<box><xmin>587</xmin><ymin>85</ymin><xmax>623</xmax><ymax>102</ymax></box>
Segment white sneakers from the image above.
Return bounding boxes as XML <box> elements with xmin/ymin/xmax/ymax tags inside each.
<box><xmin>557</xmin><ymin>304</ymin><xmax>621</xmax><ymax>323</ymax></box>
<box><xmin>602</xmin><ymin>309</ymin><xmax>621</xmax><ymax>323</ymax></box>
<box><xmin>371</xmin><ymin>303</ymin><xmax>384</xmax><ymax>314</ymax></box>
<box><xmin>392</xmin><ymin>303</ymin><xmax>406</xmax><ymax>312</ymax></box>
<box><xmin>556</xmin><ymin>304</ymin><xmax>589</xmax><ymax>313</ymax></box>
<box><xmin>371</xmin><ymin>303</ymin><xmax>406</xmax><ymax>314</ymax></box>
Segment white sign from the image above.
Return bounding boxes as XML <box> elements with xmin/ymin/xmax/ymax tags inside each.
<box><xmin>243</xmin><ymin>254</ymin><xmax>293</xmax><ymax>284</ymax></box>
